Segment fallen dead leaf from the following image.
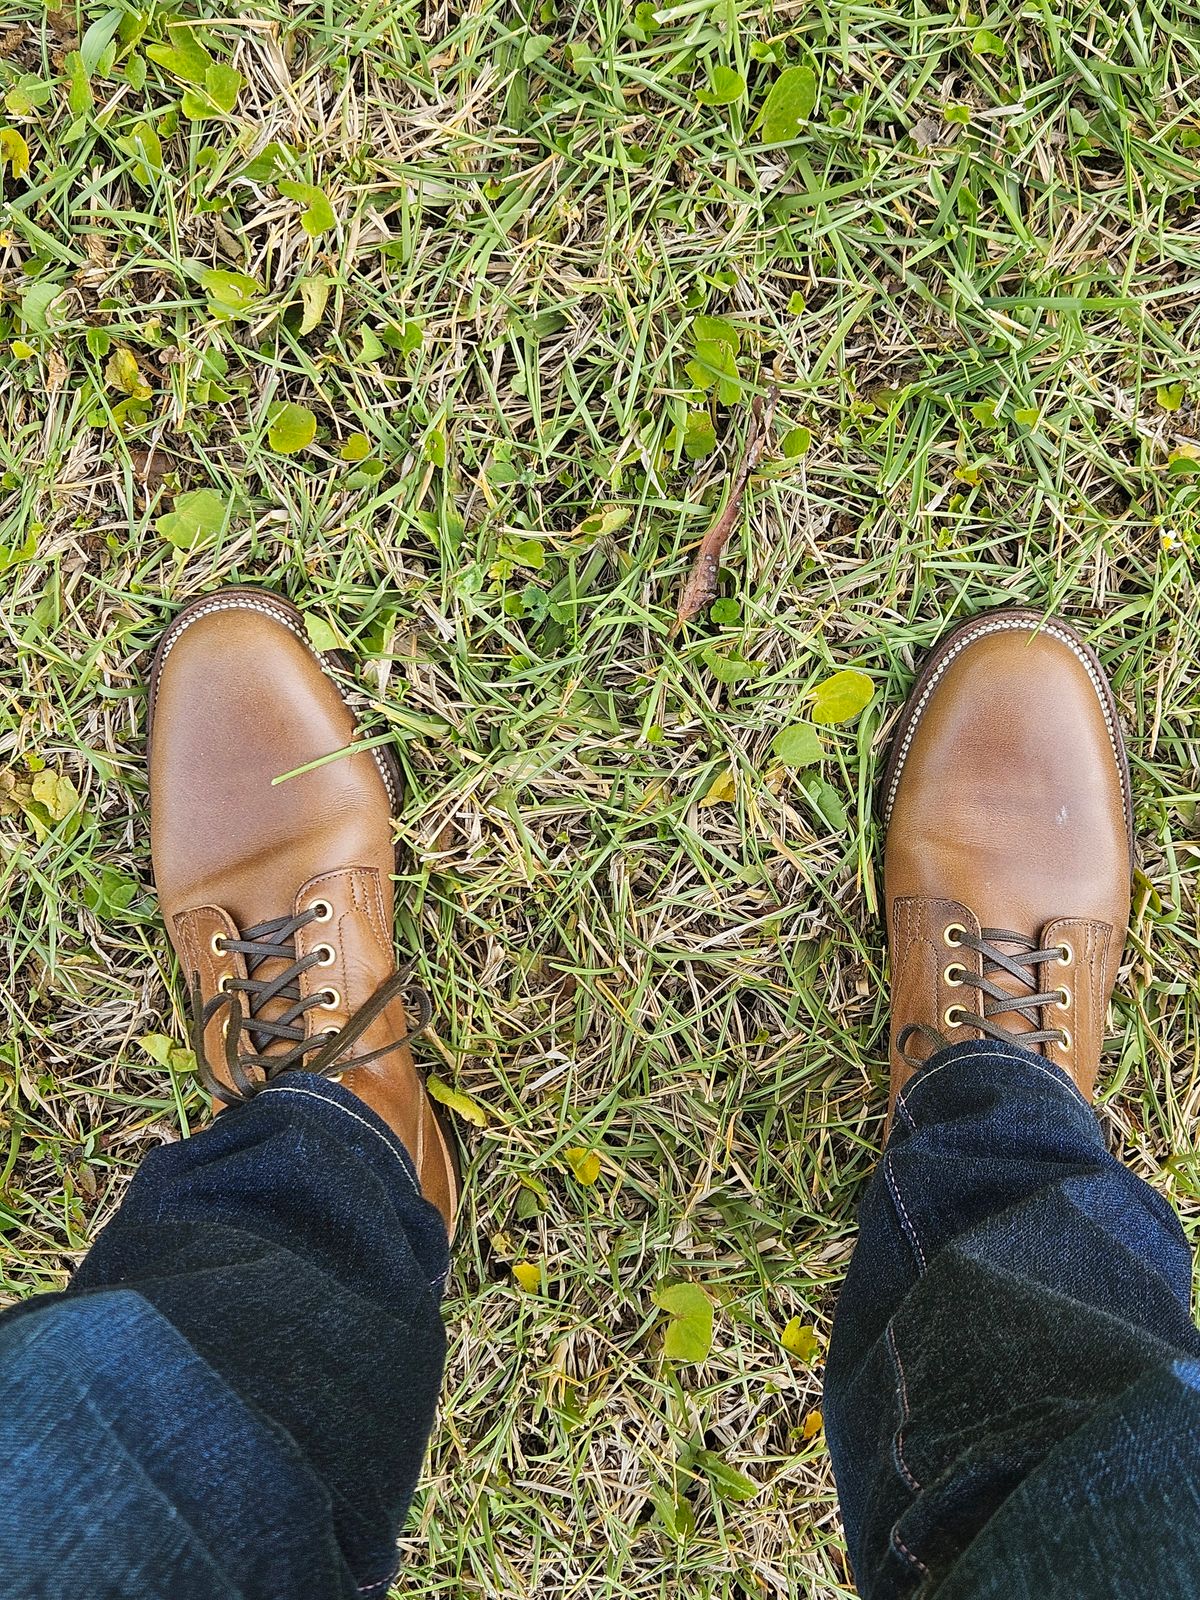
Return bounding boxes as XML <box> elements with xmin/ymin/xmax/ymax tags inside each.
<box><xmin>129</xmin><ymin>446</ymin><xmax>174</xmax><ymax>490</ymax></box>
<box><xmin>674</xmin><ymin>383</ymin><xmax>779</xmax><ymax>628</ymax></box>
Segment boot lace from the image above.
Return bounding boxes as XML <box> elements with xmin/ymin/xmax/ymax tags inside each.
<box><xmin>898</xmin><ymin>926</ymin><xmax>1072</xmax><ymax>1068</ymax></box>
<box><xmin>190</xmin><ymin>905</ymin><xmax>432</xmax><ymax>1107</ymax></box>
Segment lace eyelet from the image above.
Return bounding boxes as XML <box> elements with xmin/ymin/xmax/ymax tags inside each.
<box><xmin>943</xmin><ymin>923</ymin><xmax>965</xmax><ymax>948</ymax></box>
<box><xmin>943</xmin><ymin>963</ymin><xmax>965</xmax><ymax>987</ymax></box>
<box><xmin>1056</xmin><ymin>1026</ymin><xmax>1072</xmax><ymax>1051</ymax></box>
<box><xmin>328</xmin><ymin>1071</ymin><xmax>344</xmax><ymax>1084</ymax></box>
<box><xmin>314</xmin><ymin>943</ymin><xmax>337</xmax><ymax>968</ymax></box>
<box><xmin>218</xmin><ymin>973</ymin><xmax>234</xmax><ymax>993</ymax></box>
<box><xmin>1056</xmin><ymin>942</ymin><xmax>1074</xmax><ymax>967</ymax></box>
<box><xmin>319</xmin><ymin>988</ymin><xmax>342</xmax><ymax>1011</ymax></box>
<box><xmin>210</xmin><ymin>933</ymin><xmax>227</xmax><ymax>955</ymax></box>
<box><xmin>309</xmin><ymin>899</ymin><xmax>333</xmax><ymax>923</ymax></box>
<box><xmin>944</xmin><ymin>1004</ymin><xmax>966</xmax><ymax>1028</ymax></box>
<box><xmin>1054</xmin><ymin>988</ymin><xmax>1071</xmax><ymax>1011</ymax></box>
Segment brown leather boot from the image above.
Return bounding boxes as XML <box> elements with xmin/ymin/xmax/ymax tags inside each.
<box><xmin>883</xmin><ymin>607</ymin><xmax>1133</xmax><ymax>1110</ymax></box>
<box><xmin>147</xmin><ymin>586</ymin><xmax>460</xmax><ymax>1235</ymax></box>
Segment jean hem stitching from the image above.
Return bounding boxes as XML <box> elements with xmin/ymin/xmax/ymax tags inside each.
<box><xmin>890</xmin><ymin>1528</ymin><xmax>932</xmax><ymax>1585</ymax></box>
<box><xmin>894</xmin><ymin>1045</ymin><xmax>1090</xmax><ymax>1129</ymax></box>
<box><xmin>357</xmin><ymin>1576</ymin><xmax>396</xmax><ymax>1597</ymax></box>
<box><xmin>883</xmin><ymin>1158</ymin><xmax>928</xmax><ymax>1274</ymax></box>
<box><xmin>885</xmin><ymin>1324</ymin><xmax>922</xmax><ymax>1495</ymax></box>
<box><xmin>264</xmin><ymin>1084</ymin><xmax>451</xmax><ymax>1293</ymax></box>
<box><xmin>263</xmin><ymin>1084</ymin><xmax>419</xmax><ymax>1199</ymax></box>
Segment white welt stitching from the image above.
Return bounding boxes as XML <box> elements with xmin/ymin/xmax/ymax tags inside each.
<box><xmin>882</xmin><ymin>618</ymin><xmax>1128</xmax><ymax>833</ymax></box>
<box><xmin>156</xmin><ymin>595</ymin><xmax>307</xmax><ymax>676</ymax></box>
<box><xmin>152</xmin><ymin>596</ymin><xmax>399</xmax><ymax>813</ymax></box>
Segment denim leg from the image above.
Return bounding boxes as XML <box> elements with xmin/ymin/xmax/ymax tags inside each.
<box><xmin>0</xmin><ymin>1292</ymin><xmax>357</xmax><ymax>1600</ymax></box>
<box><xmin>0</xmin><ymin>1074</ymin><xmax>449</xmax><ymax>1600</ymax></box>
<box><xmin>824</xmin><ymin>1041</ymin><xmax>1200</xmax><ymax>1599</ymax></box>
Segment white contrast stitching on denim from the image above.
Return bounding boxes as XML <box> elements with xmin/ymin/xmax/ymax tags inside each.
<box><xmin>266</xmin><ymin>1085</ymin><xmax>449</xmax><ymax>1290</ymax></box>
<box><xmin>356</xmin><ymin>1577</ymin><xmax>395</xmax><ymax>1596</ymax></box>
<box><xmin>153</xmin><ymin>596</ymin><xmax>399</xmax><ymax>812</ymax></box>
<box><xmin>894</xmin><ymin>1046</ymin><xmax>1090</xmax><ymax>1128</ymax></box>
<box><xmin>886</xmin><ymin>1328</ymin><xmax>933</xmax><ymax>1584</ymax></box>
<box><xmin>885</xmin><ymin>1325</ymin><xmax>922</xmax><ymax>1495</ymax></box>
<box><xmin>883</xmin><ymin>1159</ymin><xmax>928</xmax><ymax>1274</ymax></box>
<box><xmin>266</xmin><ymin>1083</ymin><xmax>420</xmax><ymax>1198</ymax></box>
<box><xmin>890</xmin><ymin>1527</ymin><xmax>931</xmax><ymax>1583</ymax></box>
<box><xmin>882</xmin><ymin>617</ymin><xmax>1127</xmax><ymax>833</ymax></box>
<box><xmin>879</xmin><ymin>1041</ymin><xmax>1087</xmax><ymax>1590</ymax></box>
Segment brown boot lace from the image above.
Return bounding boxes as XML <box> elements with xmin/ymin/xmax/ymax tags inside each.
<box><xmin>189</xmin><ymin>905</ymin><xmax>432</xmax><ymax>1107</ymax></box>
<box><xmin>898</xmin><ymin>925</ymin><xmax>1073</xmax><ymax>1068</ymax></box>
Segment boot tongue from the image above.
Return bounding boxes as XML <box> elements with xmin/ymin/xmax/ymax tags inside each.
<box><xmin>975</xmin><ymin>928</ymin><xmax>1047</xmax><ymax>1050</ymax></box>
<box><xmin>233</xmin><ymin>913</ymin><xmax>311</xmax><ymax>1059</ymax></box>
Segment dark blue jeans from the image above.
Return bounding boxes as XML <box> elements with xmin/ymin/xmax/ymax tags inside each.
<box><xmin>826</xmin><ymin>1041</ymin><xmax>1200</xmax><ymax>1597</ymax></box>
<box><xmin>0</xmin><ymin>1074</ymin><xmax>449</xmax><ymax>1599</ymax></box>
<box><xmin>3</xmin><ymin>1048</ymin><xmax>1200</xmax><ymax>1597</ymax></box>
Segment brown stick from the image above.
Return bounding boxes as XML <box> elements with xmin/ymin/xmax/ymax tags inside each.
<box><xmin>674</xmin><ymin>383</ymin><xmax>780</xmax><ymax>628</ymax></box>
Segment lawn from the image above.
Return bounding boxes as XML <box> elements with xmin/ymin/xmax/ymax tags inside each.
<box><xmin>1</xmin><ymin>0</ymin><xmax>1198</xmax><ymax>1595</ymax></box>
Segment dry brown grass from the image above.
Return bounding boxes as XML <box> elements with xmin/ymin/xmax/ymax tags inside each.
<box><xmin>2</xmin><ymin>1</ymin><xmax>1199</xmax><ymax>1594</ymax></box>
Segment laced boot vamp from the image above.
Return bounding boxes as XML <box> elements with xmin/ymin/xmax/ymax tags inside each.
<box><xmin>883</xmin><ymin>609</ymin><xmax>1133</xmax><ymax>1108</ymax></box>
<box><xmin>148</xmin><ymin>589</ymin><xmax>459</xmax><ymax>1233</ymax></box>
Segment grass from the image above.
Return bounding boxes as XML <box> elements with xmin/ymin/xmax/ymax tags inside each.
<box><xmin>1</xmin><ymin>0</ymin><xmax>1199</xmax><ymax>1594</ymax></box>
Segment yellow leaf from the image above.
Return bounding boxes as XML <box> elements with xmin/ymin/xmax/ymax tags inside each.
<box><xmin>105</xmin><ymin>345</ymin><xmax>151</xmax><ymax>400</ymax></box>
<box><xmin>137</xmin><ymin>1034</ymin><xmax>176</xmax><ymax>1067</ymax></box>
<box><xmin>30</xmin><ymin>769</ymin><xmax>80</xmax><ymax>821</ymax></box>
<box><xmin>699</xmin><ymin>767</ymin><xmax>736</xmax><ymax>808</ymax></box>
<box><xmin>565</xmin><ymin>1146</ymin><xmax>601</xmax><ymax>1185</ymax></box>
<box><xmin>9</xmin><ymin>339</ymin><xmax>35</xmax><ymax>359</ymax></box>
<box><xmin>340</xmin><ymin>432</ymin><xmax>372</xmax><ymax>462</ymax></box>
<box><xmin>808</xmin><ymin>668</ymin><xmax>874</xmax><ymax>726</ymax></box>
<box><xmin>781</xmin><ymin>1318</ymin><xmax>820</xmax><ymax>1363</ymax></box>
<box><xmin>512</xmin><ymin>1261</ymin><xmax>541</xmax><ymax>1292</ymax></box>
<box><xmin>0</xmin><ymin>128</ymin><xmax>30</xmax><ymax>178</ymax></box>
<box><xmin>0</xmin><ymin>770</ymin><xmax>24</xmax><ymax>816</ymax></box>
<box><xmin>426</xmin><ymin>1074</ymin><xmax>490</xmax><ymax>1127</ymax></box>
<box><xmin>567</xmin><ymin>503</ymin><xmax>631</xmax><ymax>540</ymax></box>
<box><xmin>801</xmin><ymin>1409</ymin><xmax>824</xmax><ymax>1440</ymax></box>
<box><xmin>654</xmin><ymin>1281</ymin><xmax>714</xmax><ymax>1362</ymax></box>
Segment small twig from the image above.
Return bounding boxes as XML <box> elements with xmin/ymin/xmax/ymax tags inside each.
<box><xmin>674</xmin><ymin>383</ymin><xmax>780</xmax><ymax>629</ymax></box>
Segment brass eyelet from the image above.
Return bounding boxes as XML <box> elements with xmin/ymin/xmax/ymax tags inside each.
<box><xmin>944</xmin><ymin>1004</ymin><xmax>966</xmax><ymax>1028</ymax></box>
<box><xmin>328</xmin><ymin>1071</ymin><xmax>344</xmax><ymax>1084</ymax></box>
<box><xmin>943</xmin><ymin>923</ymin><xmax>965</xmax><ymax>948</ymax></box>
<box><xmin>218</xmin><ymin>973</ymin><xmax>234</xmax><ymax>993</ymax></box>
<box><xmin>314</xmin><ymin>943</ymin><xmax>337</xmax><ymax>968</ymax></box>
<box><xmin>210</xmin><ymin>933</ymin><xmax>227</xmax><ymax>955</ymax></box>
<box><xmin>309</xmin><ymin>899</ymin><xmax>333</xmax><ymax>923</ymax></box>
<box><xmin>220</xmin><ymin>1018</ymin><xmax>230</xmax><ymax>1041</ymax></box>
<box><xmin>1056</xmin><ymin>942</ymin><xmax>1074</xmax><ymax>967</ymax></box>
<box><xmin>1054</xmin><ymin>988</ymin><xmax>1071</xmax><ymax>1011</ymax></box>
<box><xmin>943</xmin><ymin>963</ymin><xmax>964</xmax><ymax>987</ymax></box>
<box><xmin>320</xmin><ymin>988</ymin><xmax>342</xmax><ymax>1011</ymax></box>
<box><xmin>1056</xmin><ymin>1026</ymin><xmax>1072</xmax><ymax>1051</ymax></box>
